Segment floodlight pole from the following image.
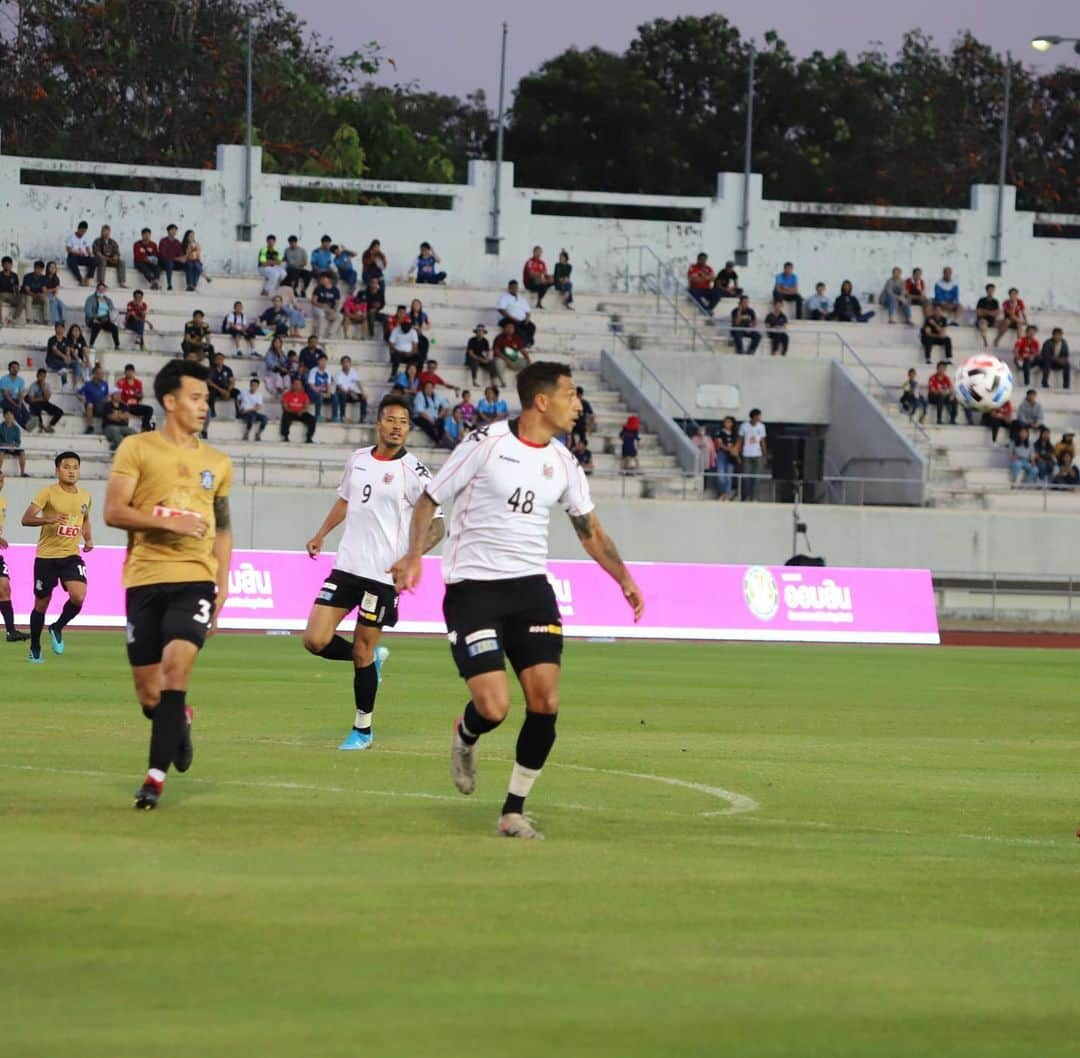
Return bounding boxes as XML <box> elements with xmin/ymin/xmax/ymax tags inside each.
<box><xmin>239</xmin><ymin>18</ymin><xmax>254</xmax><ymax>242</ymax></box>
<box><xmin>735</xmin><ymin>45</ymin><xmax>755</xmax><ymax>268</ymax></box>
<box><xmin>988</xmin><ymin>51</ymin><xmax>1011</xmax><ymax>276</ymax></box>
<box><xmin>487</xmin><ymin>22</ymin><xmax>509</xmax><ymax>255</ymax></box>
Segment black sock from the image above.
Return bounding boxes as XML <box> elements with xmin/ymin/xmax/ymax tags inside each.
<box><xmin>353</xmin><ymin>662</ymin><xmax>378</xmax><ymax>730</ymax></box>
<box><xmin>459</xmin><ymin>700</ymin><xmax>501</xmax><ymax>745</ymax></box>
<box><xmin>502</xmin><ymin>712</ymin><xmax>557</xmax><ymax>816</ymax></box>
<box><xmin>29</xmin><ymin>608</ymin><xmax>45</xmax><ymax>651</ymax></box>
<box><xmin>142</xmin><ymin>705</ymin><xmax>155</xmax><ymax>720</ymax></box>
<box><xmin>52</xmin><ymin>599</ymin><xmax>82</xmax><ymax>635</ymax></box>
<box><xmin>0</xmin><ymin>600</ymin><xmax>14</xmax><ymax>634</ymax></box>
<box><xmin>316</xmin><ymin>635</ymin><xmax>354</xmax><ymax>662</ymax></box>
<box><xmin>148</xmin><ymin>689</ymin><xmax>185</xmax><ymax>775</ymax></box>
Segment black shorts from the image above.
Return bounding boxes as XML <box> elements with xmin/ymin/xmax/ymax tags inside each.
<box><xmin>443</xmin><ymin>575</ymin><xmax>563</xmax><ymax>680</ymax></box>
<box><xmin>0</xmin><ymin>553</ymin><xmax>7</xmax><ymax>579</ymax></box>
<box><xmin>125</xmin><ymin>581</ymin><xmax>216</xmax><ymax>667</ymax></box>
<box><xmin>314</xmin><ymin>570</ymin><xmax>398</xmax><ymax>628</ymax></box>
<box><xmin>33</xmin><ymin>555</ymin><xmax>87</xmax><ymax>598</ymax></box>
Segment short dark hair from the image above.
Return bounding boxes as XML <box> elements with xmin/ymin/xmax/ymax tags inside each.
<box><xmin>77</xmin><ymin>221</ymin><xmax>88</xmax><ymax>230</ymax></box>
<box><xmin>124</xmin><ymin>363</ymin><xmax>135</xmax><ymax>371</ymax></box>
<box><xmin>517</xmin><ymin>360</ymin><xmax>572</xmax><ymax>409</ymax></box>
<box><xmin>153</xmin><ymin>358</ymin><xmax>210</xmax><ymax>404</ymax></box>
<box><xmin>1027</xmin><ymin>389</ymin><xmax>1037</xmax><ymax>396</ymax></box>
<box><xmin>141</xmin><ymin>227</ymin><xmax>151</xmax><ymax>235</ymax></box>
<box><xmin>33</xmin><ymin>260</ymin><xmax>44</xmax><ymax>269</ymax></box>
<box><xmin>377</xmin><ymin>394</ymin><xmax>412</xmax><ymax>418</ymax></box>
<box><xmin>7</xmin><ymin>360</ymin><xmax>18</xmax><ymax>369</ymax></box>
<box><xmin>54</xmin><ymin>451</ymin><xmax>80</xmax><ymax>467</ymax></box>
<box><xmin>783</xmin><ymin>260</ymin><xmax>793</xmax><ymax>267</ymax></box>
<box><xmin>1</xmin><ymin>256</ymin><xmax>10</xmax><ymax>266</ymax></box>
<box><xmin>749</xmin><ymin>407</ymin><xmax>762</xmax><ymax>418</ymax></box>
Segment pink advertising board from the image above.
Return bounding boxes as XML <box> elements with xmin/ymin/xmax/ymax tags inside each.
<box><xmin>2</xmin><ymin>544</ymin><xmax>939</xmax><ymax>644</ymax></box>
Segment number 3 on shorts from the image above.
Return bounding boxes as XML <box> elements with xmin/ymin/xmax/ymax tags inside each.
<box><xmin>194</xmin><ymin>598</ymin><xmax>212</xmax><ymax>624</ymax></box>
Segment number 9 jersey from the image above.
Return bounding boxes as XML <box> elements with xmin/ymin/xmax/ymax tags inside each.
<box><xmin>425</xmin><ymin>419</ymin><xmax>594</xmax><ymax>584</ymax></box>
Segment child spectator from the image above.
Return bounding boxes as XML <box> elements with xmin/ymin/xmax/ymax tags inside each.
<box><xmin>1012</xmin><ymin>325</ymin><xmax>1040</xmax><ymax>387</ymax></box>
<box><xmin>620</xmin><ymin>414</ymin><xmax>641</xmax><ymax>475</ymax></box>
<box><xmin>457</xmin><ymin>390</ymin><xmax>477</xmax><ymax>427</ymax></box>
<box><xmin>927</xmin><ymin>363</ymin><xmax>958</xmax><ymax>424</ymax></box>
<box><xmin>982</xmin><ymin>399</ymin><xmax>1013</xmax><ymax>444</ymax></box>
<box><xmin>900</xmin><ymin>368</ymin><xmax>928</xmax><ymax>422</ymax></box>
<box><xmin>238</xmin><ymin>377</ymin><xmax>268</xmax><ymax>441</ymax></box>
<box><xmin>408</xmin><ymin>241</ymin><xmax>447</xmax><ymax>285</ymax></box>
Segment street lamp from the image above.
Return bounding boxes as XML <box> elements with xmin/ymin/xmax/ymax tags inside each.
<box><xmin>1031</xmin><ymin>35</ymin><xmax>1080</xmax><ymax>53</ymax></box>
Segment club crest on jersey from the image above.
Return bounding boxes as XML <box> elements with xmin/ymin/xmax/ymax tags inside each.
<box><xmin>542</xmin><ymin>464</ymin><xmax>554</xmax><ymax>479</ymax></box>
<box><xmin>383</xmin><ymin>473</ymin><xmax>394</xmax><ymax>484</ymax></box>
<box><xmin>200</xmin><ymin>470</ymin><xmax>214</xmax><ymax>489</ymax></box>
<box><xmin>80</xmin><ymin>503</ymin><xmax>88</xmax><ymax>515</ymax></box>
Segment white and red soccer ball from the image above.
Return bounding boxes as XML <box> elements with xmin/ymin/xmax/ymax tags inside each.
<box><xmin>955</xmin><ymin>354</ymin><xmax>1013</xmax><ymax>412</ymax></box>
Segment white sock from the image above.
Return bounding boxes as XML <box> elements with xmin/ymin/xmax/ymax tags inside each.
<box><xmin>508</xmin><ymin>763</ymin><xmax>541</xmax><ymax>800</ymax></box>
<box><xmin>148</xmin><ymin>768</ymin><xmax>166</xmax><ymax>784</ymax></box>
<box><xmin>355</xmin><ymin>710</ymin><xmax>372</xmax><ymax>731</ymax></box>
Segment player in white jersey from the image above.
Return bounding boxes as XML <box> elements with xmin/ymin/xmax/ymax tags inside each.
<box><xmin>304</xmin><ymin>394</ymin><xmax>444</xmax><ymax>749</ymax></box>
<box><xmin>392</xmin><ymin>361</ymin><xmax>644</xmax><ymax>838</ymax></box>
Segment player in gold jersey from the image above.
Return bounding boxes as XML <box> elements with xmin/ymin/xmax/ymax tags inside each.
<box><xmin>21</xmin><ymin>451</ymin><xmax>93</xmax><ymax>662</ymax></box>
<box><xmin>0</xmin><ymin>467</ymin><xmax>29</xmax><ymax>642</ymax></box>
<box><xmin>104</xmin><ymin>359</ymin><xmax>233</xmax><ymax>810</ymax></box>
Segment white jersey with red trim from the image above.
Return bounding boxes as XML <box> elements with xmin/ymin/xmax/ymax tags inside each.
<box><xmin>426</xmin><ymin>419</ymin><xmax>595</xmax><ymax>583</ymax></box>
<box><xmin>335</xmin><ymin>446</ymin><xmax>439</xmax><ymax>586</ymax></box>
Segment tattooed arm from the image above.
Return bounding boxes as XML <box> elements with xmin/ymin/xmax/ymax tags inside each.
<box><xmin>211</xmin><ymin>494</ymin><xmax>233</xmax><ymax>633</ymax></box>
<box><xmin>569</xmin><ymin>510</ymin><xmax>644</xmax><ymax>621</ymax></box>
<box><xmin>422</xmin><ymin>515</ymin><xmax>445</xmax><ymax>554</ymax></box>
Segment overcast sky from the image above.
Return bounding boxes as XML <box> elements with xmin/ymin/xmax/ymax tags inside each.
<box><xmin>290</xmin><ymin>0</ymin><xmax>1076</xmax><ymax>102</ymax></box>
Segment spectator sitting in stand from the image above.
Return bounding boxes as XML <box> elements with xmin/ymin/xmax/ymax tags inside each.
<box><xmin>493</xmin><ymin>318</ymin><xmax>531</xmax><ymax>374</ymax></box>
<box><xmin>0</xmin><ymin>409</ymin><xmax>27</xmax><ymax>475</ymax></box>
<box><xmin>361</xmin><ymin>275</ymin><xmax>386</xmax><ymax>339</ymax></box>
<box><xmin>382</xmin><ymin>303</ymin><xmax>409</xmax><ymax>342</ymax></box>
<box><xmin>572</xmin><ymin>386</ymin><xmax>596</xmax><ymax>445</ymax></box>
<box><xmin>278</xmin><ymin>375</ymin><xmax>315</xmax><ymax>442</ymax></box>
<box><xmin>457</xmin><ymin>390</ymin><xmax>477</xmax><ymax>427</ymax></box>
<box><xmin>124</xmin><ymin>289</ymin><xmax>153</xmax><ymax>350</ymax></box>
<box><xmin>409</xmin><ymin>298</ymin><xmax>431</xmax><ymax>359</ymax></box>
<box><xmin>285</xmin><ymin>235</ymin><xmax>312</xmax><ymax>295</ymax></box>
<box><xmin>686</xmin><ymin>253</ymin><xmax>719</xmax><ymax>314</ymax></box>
<box><xmin>283</xmin><ymin>350</ymin><xmax>300</xmax><ymax>381</ymax></box>
<box><xmin>1053</xmin><ymin>450</ymin><xmax>1079</xmax><ymax>489</ymax></box>
<box><xmin>274</xmin><ymin>287</ymin><xmax>308</xmax><ymax>337</ymax></box>
<box><xmin>933</xmin><ymin>266</ymin><xmax>961</xmax><ymax>322</ymax></box>
<box><xmin>975</xmin><ymin>283</ymin><xmax>1000</xmax><ymax>347</ymax></box>
<box><xmin>340</xmin><ymin>289</ymin><xmax>367</xmax><ymax>339</ymax></box>
<box><xmin>79</xmin><ymin>364</ymin><xmax>110</xmax><ymax>434</ymax></box>
<box><xmin>238</xmin><ymin>377</ymin><xmax>268</xmax><ymax>441</ymax></box>
<box><xmin>310</xmin><ymin>235</ymin><xmax>335</xmax><ymax>280</ymax></box>
<box><xmin>27</xmin><ymin>368</ymin><xmax>63</xmax><ymax>432</ymax></box>
<box><xmin>408</xmin><ymin>241</ymin><xmax>447</xmax><ymax>285</ymax></box>
<box><xmin>418</xmin><ymin>359</ymin><xmax>457</xmax><ymax>397</ymax></box>
<box><xmin>180</xmin><ymin>229</ymin><xmax>206</xmax><ymax>291</ymax></box>
<box><xmin>833</xmin><ymin>280</ymin><xmax>875</xmax><ymax>323</ymax></box>
<box><xmin>386</xmin><ymin>317</ymin><xmax>421</xmax><ymax>380</ymax></box>
<box><xmin>805</xmin><ymin>282</ymin><xmax>833</xmax><ymax>321</ymax></box>
<box><xmin>921</xmin><ymin>308</ymin><xmax>951</xmax><ymax>364</ymax></box>
<box><xmin>620</xmin><ymin>415</ymin><xmax>641</xmax><ymax>474</ymax></box>
<box><xmin>84</xmin><ymin>282</ymin><xmax>120</xmax><ymax>350</ymax></box>
<box><xmin>466</xmin><ymin>323</ymin><xmax>502</xmax><ymax>385</ymax></box>
<box><xmin>361</xmin><ymin>239</ymin><xmax>387</xmax><ymax>298</ymax></box>
<box><xmin>65</xmin><ymin>220</ymin><xmax>97</xmax><ymax>286</ymax></box>
<box><xmin>332</xmin><ymin>355</ymin><xmax>367</xmax><ymax>424</ymax></box>
<box><xmin>772</xmin><ymin>261</ymin><xmax>803</xmax><ymax>320</ymax></box>
<box><xmin>392</xmin><ymin>362</ymin><xmax>421</xmax><ymax>395</ymax></box>
<box><xmin>730</xmin><ymin>296</ymin><xmax>761</xmax><ymax>355</ymax></box>
<box><xmin>572</xmin><ymin>435</ymin><xmax>594</xmax><ymax>475</ymax></box>
<box><xmin>764</xmin><ymin>301</ymin><xmax>789</xmax><ymax>356</ymax></box>
<box><xmin>412</xmin><ymin>380</ymin><xmax>449</xmax><ymax>443</ymax></box>
<box><xmin>1054</xmin><ymin>431</ymin><xmax>1076</xmax><ymax>468</ymax></box>
<box><xmin>496</xmin><ymin>279</ymin><xmax>536</xmax><ymax>347</ymax></box>
<box><xmin>714</xmin><ymin>260</ymin><xmax>742</xmax><ymax>300</ymax></box>
<box><xmin>259</xmin><ymin>295</ymin><xmax>291</xmax><ymax>339</ymax></box>
<box><xmin>65</xmin><ymin>324</ymin><xmax>91</xmax><ymax>385</ymax></box>
<box><xmin>101</xmin><ymin>390</ymin><xmax>136</xmax><ymax>450</ymax></box>
<box><xmin>522</xmin><ymin>245</ymin><xmax>555</xmax><ymax>307</ymax></box>
<box><xmin>0</xmin><ymin>360</ymin><xmax>30</xmax><ymax>428</ymax></box>
<box><xmin>332</xmin><ymin>244</ymin><xmax>359</xmax><ymax>292</ymax></box>
<box><xmin>905</xmin><ymin>267</ymin><xmax>928</xmax><ymax>318</ymax></box>
<box><xmin>306</xmin><ymin>353</ymin><xmax>332</xmax><ymax>421</ymax></box>
<box><xmin>43</xmin><ymin>261</ymin><xmax>65</xmax><ymax>326</ymax></box>
<box><xmin>880</xmin><ymin>266</ymin><xmax>912</xmax><ymax>325</ymax></box>
<box><xmin>258</xmin><ymin>235</ymin><xmax>287</xmax><ymax>296</ymax></box>
<box><xmin>1040</xmin><ymin>327</ymin><xmax>1070</xmax><ymax>390</ymax></box>
<box><xmin>442</xmin><ymin>404</ymin><xmax>467</xmax><ymax>449</ymax></box>
<box><xmin>553</xmin><ymin>250</ymin><xmax>574</xmax><ymax>308</ymax></box>
<box><xmin>158</xmin><ymin>224</ymin><xmax>184</xmax><ymax>291</ymax></box>
<box><xmin>92</xmin><ymin>224</ymin><xmax>127</xmax><ymax>288</ymax></box>
<box><xmin>982</xmin><ymin>398</ymin><xmax>1012</xmax><ymax>444</ymax></box>
<box><xmin>21</xmin><ymin>260</ymin><xmax>51</xmax><ymax>325</ymax></box>
<box><xmin>993</xmin><ymin>288</ymin><xmax>1027</xmax><ymax>347</ymax></box>
<box><xmin>0</xmin><ymin>256</ymin><xmax>25</xmax><ymax>325</ymax></box>
<box><xmin>298</xmin><ymin>335</ymin><xmax>323</xmax><ymax>377</ymax></box>
<box><xmin>476</xmin><ymin>384</ymin><xmax>508</xmax><ymax>424</ymax></box>
<box><xmin>1033</xmin><ymin>425</ymin><xmax>1056</xmax><ymax>480</ymax></box>
<box><xmin>45</xmin><ymin>323</ymin><xmax>81</xmax><ymax>389</ymax></box>
<box><xmin>1012</xmin><ymin>387</ymin><xmax>1044</xmax><ymax>442</ymax></box>
<box><xmin>927</xmin><ymin>362</ymin><xmax>959</xmax><ymax>424</ymax></box>
<box><xmin>132</xmin><ymin>228</ymin><xmax>161</xmax><ymax>289</ymax></box>
<box><xmin>207</xmin><ymin>352</ymin><xmax>240</xmax><ymax>421</ymax></box>
<box><xmin>222</xmin><ymin>300</ymin><xmax>263</xmax><ymax>355</ymax></box>
<box><xmin>1013</xmin><ymin>325</ymin><xmax>1041</xmax><ymax>387</ymax></box>
<box><xmin>181</xmin><ymin>310</ymin><xmax>214</xmax><ymax>361</ymax></box>
<box><xmin>310</xmin><ymin>273</ymin><xmax>341</xmax><ymax>338</ymax></box>
<box><xmin>116</xmin><ymin>363</ymin><xmax>154</xmax><ymax>431</ymax></box>
<box><xmin>1010</xmin><ymin>425</ymin><xmax>1037</xmax><ymax>485</ymax></box>
<box><xmin>261</xmin><ymin>336</ymin><xmax>290</xmax><ymax>396</ymax></box>
<box><xmin>900</xmin><ymin>368</ymin><xmax>928</xmax><ymax>422</ymax></box>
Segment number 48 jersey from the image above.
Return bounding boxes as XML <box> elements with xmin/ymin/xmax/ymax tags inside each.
<box><xmin>426</xmin><ymin>419</ymin><xmax>594</xmax><ymax>583</ymax></box>
<box><xmin>335</xmin><ymin>447</ymin><xmax>440</xmax><ymax>586</ymax></box>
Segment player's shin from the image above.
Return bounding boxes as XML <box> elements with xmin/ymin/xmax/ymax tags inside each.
<box><xmin>458</xmin><ymin>700</ymin><xmax>502</xmax><ymax>745</ymax></box>
<box><xmin>52</xmin><ymin>599</ymin><xmax>81</xmax><ymax>635</ymax></box>
<box><xmin>502</xmin><ymin>711</ymin><xmax>557</xmax><ymax>816</ymax></box>
<box><xmin>352</xmin><ymin>662</ymin><xmax>378</xmax><ymax>732</ymax></box>
<box><xmin>316</xmin><ymin>635</ymin><xmax>354</xmax><ymax>661</ymax></box>
<box><xmin>29</xmin><ymin>608</ymin><xmax>45</xmax><ymax>651</ymax></box>
<box><xmin>147</xmin><ymin>689</ymin><xmax>186</xmax><ymax>785</ymax></box>
<box><xmin>0</xmin><ymin>599</ymin><xmax>15</xmax><ymax>634</ymax></box>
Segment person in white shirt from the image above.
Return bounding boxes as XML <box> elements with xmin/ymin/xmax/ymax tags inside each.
<box><xmin>391</xmin><ymin>361</ymin><xmax>644</xmax><ymax>840</ymax></box>
<box><xmin>65</xmin><ymin>221</ymin><xmax>96</xmax><ymax>286</ymax></box>
<box><xmin>495</xmin><ymin>279</ymin><xmax>536</xmax><ymax>348</ymax></box>
<box><xmin>302</xmin><ymin>394</ymin><xmax>445</xmax><ymax>750</ymax></box>
<box><xmin>737</xmin><ymin>407</ymin><xmax>768</xmax><ymax>501</ymax></box>
<box><xmin>222</xmin><ymin>301</ymin><xmax>263</xmax><ymax>355</ymax></box>
<box><xmin>237</xmin><ymin>377</ymin><xmax>267</xmax><ymax>441</ymax></box>
<box><xmin>387</xmin><ymin>319</ymin><xmax>421</xmax><ymax>381</ymax></box>
<box><xmin>332</xmin><ymin>355</ymin><xmax>367</xmax><ymax>424</ymax></box>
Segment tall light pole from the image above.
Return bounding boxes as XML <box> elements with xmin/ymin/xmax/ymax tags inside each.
<box><xmin>734</xmin><ymin>44</ymin><xmax>755</xmax><ymax>268</ymax></box>
<box><xmin>239</xmin><ymin>18</ymin><xmax>254</xmax><ymax>242</ymax></box>
<box><xmin>987</xmin><ymin>51</ymin><xmax>1011</xmax><ymax>277</ymax></box>
<box><xmin>486</xmin><ymin>22</ymin><xmax>509</xmax><ymax>255</ymax></box>
<box><xmin>1031</xmin><ymin>35</ymin><xmax>1080</xmax><ymax>54</ymax></box>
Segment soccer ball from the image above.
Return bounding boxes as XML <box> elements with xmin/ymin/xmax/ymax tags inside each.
<box><xmin>955</xmin><ymin>354</ymin><xmax>1013</xmax><ymax>412</ymax></box>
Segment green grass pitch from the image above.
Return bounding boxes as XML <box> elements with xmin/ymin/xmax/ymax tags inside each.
<box><xmin>1</xmin><ymin>632</ymin><xmax>1077</xmax><ymax>1058</ymax></box>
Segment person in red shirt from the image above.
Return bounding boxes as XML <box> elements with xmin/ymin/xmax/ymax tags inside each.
<box><xmin>904</xmin><ymin>267</ymin><xmax>929</xmax><ymax>319</ymax></box>
<box><xmin>994</xmin><ymin>287</ymin><xmax>1028</xmax><ymax>348</ymax></box>
<box><xmin>158</xmin><ymin>224</ymin><xmax>185</xmax><ymax>291</ymax></box>
<box><xmin>492</xmin><ymin>319</ymin><xmax>531</xmax><ymax>373</ymax></box>
<box><xmin>340</xmin><ymin>291</ymin><xmax>367</xmax><ymax>340</ymax></box>
<box><xmin>982</xmin><ymin>399</ymin><xmax>1012</xmax><ymax>443</ymax></box>
<box><xmin>280</xmin><ymin>376</ymin><xmax>316</xmax><ymax>443</ymax></box>
<box><xmin>123</xmin><ymin>289</ymin><xmax>153</xmax><ymax>350</ymax></box>
<box><xmin>115</xmin><ymin>363</ymin><xmax>154</xmax><ymax>431</ymax></box>
<box><xmin>132</xmin><ymin>228</ymin><xmax>161</xmax><ymax>289</ymax></box>
<box><xmin>927</xmin><ymin>361</ymin><xmax>959</xmax><ymax>424</ymax></box>
<box><xmin>417</xmin><ymin>359</ymin><xmax>458</xmax><ymax>397</ymax></box>
<box><xmin>1012</xmin><ymin>324</ymin><xmax>1040</xmax><ymax>386</ymax></box>
<box><xmin>687</xmin><ymin>252</ymin><xmax>719</xmax><ymax>314</ymax></box>
<box><xmin>522</xmin><ymin>245</ymin><xmax>555</xmax><ymax>308</ymax></box>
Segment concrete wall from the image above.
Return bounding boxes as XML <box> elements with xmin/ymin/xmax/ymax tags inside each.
<box><xmin>2</xmin><ymin>476</ymin><xmax>1075</xmax><ymax>578</ymax></box>
<box><xmin>1</xmin><ymin>148</ymin><xmax>1076</xmax><ymax>308</ymax></box>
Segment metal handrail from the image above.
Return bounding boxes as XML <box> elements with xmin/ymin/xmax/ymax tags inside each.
<box><xmin>605</xmin><ymin>331</ymin><xmax>701</xmax><ymax>434</ymax></box>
